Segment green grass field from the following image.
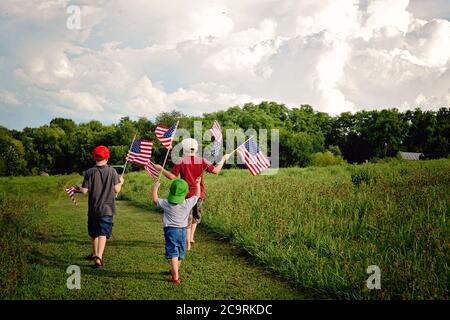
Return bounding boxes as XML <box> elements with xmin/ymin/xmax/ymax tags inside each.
<box><xmin>122</xmin><ymin>160</ymin><xmax>450</xmax><ymax>299</ymax></box>
<box><xmin>0</xmin><ymin>175</ymin><xmax>300</xmax><ymax>299</ymax></box>
<box><xmin>0</xmin><ymin>160</ymin><xmax>449</xmax><ymax>299</ymax></box>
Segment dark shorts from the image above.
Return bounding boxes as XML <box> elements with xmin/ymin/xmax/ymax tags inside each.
<box><xmin>164</xmin><ymin>227</ymin><xmax>187</xmax><ymax>260</ymax></box>
<box><xmin>88</xmin><ymin>215</ymin><xmax>113</xmax><ymax>239</ymax></box>
<box><xmin>188</xmin><ymin>198</ymin><xmax>203</xmax><ymax>227</ymax></box>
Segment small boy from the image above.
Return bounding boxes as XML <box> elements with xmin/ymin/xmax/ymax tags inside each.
<box><xmin>152</xmin><ymin>177</ymin><xmax>200</xmax><ymax>284</ymax></box>
<box><xmin>80</xmin><ymin>145</ymin><xmax>124</xmax><ymax>268</ymax></box>
<box><xmin>154</xmin><ymin>138</ymin><xmax>230</xmax><ymax>251</ymax></box>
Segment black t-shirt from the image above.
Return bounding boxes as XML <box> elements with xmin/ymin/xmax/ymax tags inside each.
<box><xmin>82</xmin><ymin>165</ymin><xmax>120</xmax><ymax>217</ymax></box>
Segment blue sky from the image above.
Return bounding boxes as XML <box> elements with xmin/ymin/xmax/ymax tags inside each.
<box><xmin>0</xmin><ymin>0</ymin><xmax>449</xmax><ymax>130</ymax></box>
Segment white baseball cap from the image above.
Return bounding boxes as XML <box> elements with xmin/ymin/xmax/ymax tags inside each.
<box><xmin>181</xmin><ymin>138</ymin><xmax>198</xmax><ymax>153</ymax></box>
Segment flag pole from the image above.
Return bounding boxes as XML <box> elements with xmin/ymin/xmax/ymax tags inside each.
<box><xmin>157</xmin><ymin>120</ymin><xmax>179</xmax><ymax>182</ymax></box>
<box><xmin>116</xmin><ymin>133</ymin><xmax>137</xmax><ymax>199</ymax></box>
<box><xmin>201</xmin><ymin>135</ymin><xmax>253</xmax><ymax>177</ymax></box>
<box><xmin>229</xmin><ymin>135</ymin><xmax>254</xmax><ymax>156</ymax></box>
<box><xmin>121</xmin><ymin>133</ymin><xmax>137</xmax><ymax>178</ymax></box>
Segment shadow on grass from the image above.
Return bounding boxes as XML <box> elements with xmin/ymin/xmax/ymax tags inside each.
<box><xmin>28</xmin><ymin>249</ymin><xmax>168</xmax><ymax>283</ymax></box>
<box><xmin>195</xmin><ymin>225</ymin><xmax>323</xmax><ymax>299</ymax></box>
<box><xmin>80</xmin><ymin>266</ymin><xmax>168</xmax><ymax>282</ymax></box>
<box><xmin>33</xmin><ymin>237</ymin><xmax>163</xmax><ymax>248</ymax></box>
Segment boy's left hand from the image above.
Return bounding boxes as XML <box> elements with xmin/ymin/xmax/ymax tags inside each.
<box><xmin>154</xmin><ymin>180</ymin><xmax>161</xmax><ymax>188</ymax></box>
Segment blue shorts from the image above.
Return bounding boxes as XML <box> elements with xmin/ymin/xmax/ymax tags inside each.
<box><xmin>88</xmin><ymin>215</ymin><xmax>113</xmax><ymax>239</ymax></box>
<box><xmin>164</xmin><ymin>227</ymin><xmax>187</xmax><ymax>260</ymax></box>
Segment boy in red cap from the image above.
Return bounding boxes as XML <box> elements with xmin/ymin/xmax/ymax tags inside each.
<box><xmin>80</xmin><ymin>145</ymin><xmax>124</xmax><ymax>268</ymax></box>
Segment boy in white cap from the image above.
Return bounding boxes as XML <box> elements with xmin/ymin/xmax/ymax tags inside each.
<box><xmin>154</xmin><ymin>138</ymin><xmax>229</xmax><ymax>250</ymax></box>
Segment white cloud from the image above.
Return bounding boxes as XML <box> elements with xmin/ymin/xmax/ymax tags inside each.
<box><xmin>14</xmin><ymin>42</ymin><xmax>75</xmax><ymax>85</ymax></box>
<box><xmin>0</xmin><ymin>0</ymin><xmax>449</xmax><ymax>129</ymax></box>
<box><xmin>125</xmin><ymin>76</ymin><xmax>167</xmax><ymax>116</ymax></box>
<box><xmin>47</xmin><ymin>89</ymin><xmax>105</xmax><ymax>113</ymax></box>
<box><xmin>295</xmin><ymin>0</ymin><xmax>361</xmax><ymax>38</ymax></box>
<box><xmin>0</xmin><ymin>0</ymin><xmax>70</xmax><ymax>20</ymax></box>
<box><xmin>0</xmin><ymin>90</ymin><xmax>21</xmax><ymax>105</ymax></box>
<box><xmin>364</xmin><ymin>0</ymin><xmax>412</xmax><ymax>35</ymax></box>
<box><xmin>167</xmin><ymin>82</ymin><xmax>264</xmax><ymax>114</ymax></box>
<box><xmin>405</xmin><ymin>19</ymin><xmax>450</xmax><ymax>67</ymax></box>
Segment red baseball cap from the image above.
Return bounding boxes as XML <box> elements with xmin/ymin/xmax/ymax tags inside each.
<box><xmin>92</xmin><ymin>145</ymin><xmax>110</xmax><ymax>161</ymax></box>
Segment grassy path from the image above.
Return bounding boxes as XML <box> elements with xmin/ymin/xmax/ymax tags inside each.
<box><xmin>17</xmin><ymin>195</ymin><xmax>302</xmax><ymax>299</ymax></box>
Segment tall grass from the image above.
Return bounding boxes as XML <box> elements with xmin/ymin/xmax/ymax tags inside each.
<box><xmin>0</xmin><ymin>175</ymin><xmax>73</xmax><ymax>299</ymax></box>
<box><xmin>122</xmin><ymin>160</ymin><xmax>450</xmax><ymax>299</ymax></box>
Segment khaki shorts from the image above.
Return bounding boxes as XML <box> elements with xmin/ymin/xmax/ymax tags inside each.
<box><xmin>188</xmin><ymin>198</ymin><xmax>203</xmax><ymax>227</ymax></box>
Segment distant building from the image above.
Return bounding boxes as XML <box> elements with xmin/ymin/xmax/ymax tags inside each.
<box><xmin>398</xmin><ymin>152</ymin><xmax>424</xmax><ymax>160</ymax></box>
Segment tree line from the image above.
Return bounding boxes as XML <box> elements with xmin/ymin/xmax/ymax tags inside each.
<box><xmin>0</xmin><ymin>102</ymin><xmax>449</xmax><ymax>176</ymax></box>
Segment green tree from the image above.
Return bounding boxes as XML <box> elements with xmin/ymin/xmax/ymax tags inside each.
<box><xmin>109</xmin><ymin>145</ymin><xmax>128</xmax><ymax>165</ymax></box>
<box><xmin>114</xmin><ymin>117</ymin><xmax>137</xmax><ymax>146</ymax></box>
<box><xmin>136</xmin><ymin>117</ymin><xmax>154</xmax><ymax>140</ymax></box>
<box><xmin>0</xmin><ymin>127</ymin><xmax>28</xmax><ymax>176</ymax></box>
<box><xmin>365</xmin><ymin>109</ymin><xmax>408</xmax><ymax>158</ymax></box>
<box><xmin>30</xmin><ymin>126</ymin><xmax>66</xmax><ymax>173</ymax></box>
<box><xmin>279</xmin><ymin>130</ymin><xmax>324</xmax><ymax>167</ymax></box>
<box><xmin>50</xmin><ymin>118</ymin><xmax>77</xmax><ymax>134</ymax></box>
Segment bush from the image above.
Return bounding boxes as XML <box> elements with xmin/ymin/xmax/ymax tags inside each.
<box><xmin>350</xmin><ymin>165</ymin><xmax>375</xmax><ymax>186</ymax></box>
<box><xmin>310</xmin><ymin>151</ymin><xmax>346</xmax><ymax>167</ymax></box>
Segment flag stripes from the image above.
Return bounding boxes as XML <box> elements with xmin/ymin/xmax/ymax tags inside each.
<box><xmin>155</xmin><ymin>123</ymin><xmax>176</xmax><ymax>149</ymax></box>
<box><xmin>144</xmin><ymin>161</ymin><xmax>159</xmax><ymax>179</ymax></box>
<box><xmin>237</xmin><ymin>138</ymin><xmax>271</xmax><ymax>176</ymax></box>
<box><xmin>210</xmin><ymin>120</ymin><xmax>223</xmax><ymax>141</ymax></box>
<box><xmin>65</xmin><ymin>187</ymin><xmax>78</xmax><ymax>206</ymax></box>
<box><xmin>126</xmin><ymin>140</ymin><xmax>153</xmax><ymax>165</ymax></box>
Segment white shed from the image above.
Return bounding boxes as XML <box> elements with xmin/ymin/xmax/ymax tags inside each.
<box><xmin>399</xmin><ymin>152</ymin><xmax>424</xmax><ymax>160</ymax></box>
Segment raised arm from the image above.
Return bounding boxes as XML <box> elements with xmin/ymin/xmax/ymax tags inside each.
<box><xmin>195</xmin><ymin>177</ymin><xmax>201</xmax><ymax>197</ymax></box>
<box><xmin>152</xmin><ymin>180</ymin><xmax>160</xmax><ymax>206</ymax></box>
<box><xmin>211</xmin><ymin>154</ymin><xmax>230</xmax><ymax>174</ymax></box>
<box><xmin>153</xmin><ymin>164</ymin><xmax>177</xmax><ymax>180</ymax></box>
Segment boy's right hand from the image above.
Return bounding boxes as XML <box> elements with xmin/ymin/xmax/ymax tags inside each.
<box><xmin>153</xmin><ymin>180</ymin><xmax>161</xmax><ymax>188</ymax></box>
<box><xmin>119</xmin><ymin>176</ymin><xmax>124</xmax><ymax>184</ymax></box>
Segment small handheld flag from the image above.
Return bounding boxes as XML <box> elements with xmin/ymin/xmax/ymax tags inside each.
<box><xmin>65</xmin><ymin>187</ymin><xmax>78</xmax><ymax>206</ymax></box>
<box><xmin>211</xmin><ymin>139</ymin><xmax>222</xmax><ymax>159</ymax></box>
<box><xmin>236</xmin><ymin>138</ymin><xmax>271</xmax><ymax>176</ymax></box>
<box><xmin>209</xmin><ymin>120</ymin><xmax>223</xmax><ymax>161</ymax></box>
<box><xmin>144</xmin><ymin>161</ymin><xmax>159</xmax><ymax>179</ymax></box>
<box><xmin>210</xmin><ymin>120</ymin><xmax>223</xmax><ymax>142</ymax></box>
<box><xmin>125</xmin><ymin>140</ymin><xmax>153</xmax><ymax>166</ymax></box>
<box><xmin>155</xmin><ymin>123</ymin><xmax>177</xmax><ymax>149</ymax></box>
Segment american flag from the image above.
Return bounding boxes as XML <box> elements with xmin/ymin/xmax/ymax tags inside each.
<box><xmin>210</xmin><ymin>120</ymin><xmax>222</xmax><ymax>141</ymax></box>
<box><xmin>211</xmin><ymin>139</ymin><xmax>222</xmax><ymax>158</ymax></box>
<box><xmin>236</xmin><ymin>138</ymin><xmax>271</xmax><ymax>176</ymax></box>
<box><xmin>155</xmin><ymin>123</ymin><xmax>177</xmax><ymax>149</ymax></box>
<box><xmin>126</xmin><ymin>140</ymin><xmax>153</xmax><ymax>165</ymax></box>
<box><xmin>144</xmin><ymin>161</ymin><xmax>159</xmax><ymax>179</ymax></box>
<box><xmin>65</xmin><ymin>187</ymin><xmax>78</xmax><ymax>206</ymax></box>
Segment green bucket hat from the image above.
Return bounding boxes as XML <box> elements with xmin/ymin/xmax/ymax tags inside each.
<box><xmin>167</xmin><ymin>179</ymin><xmax>189</xmax><ymax>204</ymax></box>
